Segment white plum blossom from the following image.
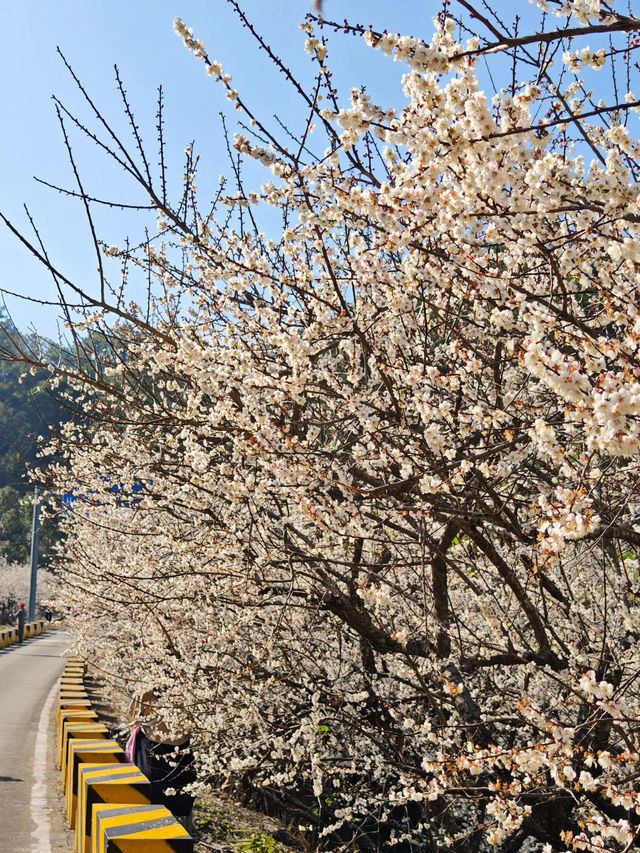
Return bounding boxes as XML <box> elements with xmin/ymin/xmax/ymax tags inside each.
<box><xmin>19</xmin><ymin>2</ymin><xmax>640</xmax><ymax>850</ymax></box>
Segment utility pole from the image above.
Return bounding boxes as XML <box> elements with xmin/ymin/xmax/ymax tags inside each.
<box><xmin>28</xmin><ymin>485</ymin><xmax>41</xmax><ymax>621</ymax></box>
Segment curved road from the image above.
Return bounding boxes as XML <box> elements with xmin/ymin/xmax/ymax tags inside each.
<box><xmin>0</xmin><ymin>630</ymin><xmax>74</xmax><ymax>852</ymax></box>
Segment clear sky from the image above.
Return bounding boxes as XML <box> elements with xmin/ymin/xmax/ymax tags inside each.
<box><xmin>0</xmin><ymin>1</ymin><xmax>612</xmax><ymax>338</ymax></box>
<box><xmin>0</xmin><ymin>0</ymin><xmax>426</xmax><ymax>337</ymax></box>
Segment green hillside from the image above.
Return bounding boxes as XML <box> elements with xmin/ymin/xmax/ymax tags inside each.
<box><xmin>0</xmin><ymin>316</ymin><xmax>71</xmax><ymax>563</ymax></box>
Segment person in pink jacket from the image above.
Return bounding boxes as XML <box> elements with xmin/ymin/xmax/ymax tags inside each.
<box><xmin>128</xmin><ymin>688</ymin><xmax>196</xmax><ymax>831</ymax></box>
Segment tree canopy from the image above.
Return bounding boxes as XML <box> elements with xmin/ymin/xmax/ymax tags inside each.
<box><xmin>7</xmin><ymin>1</ymin><xmax>640</xmax><ymax>850</ymax></box>
<box><xmin>0</xmin><ymin>316</ymin><xmax>72</xmax><ymax>562</ymax></box>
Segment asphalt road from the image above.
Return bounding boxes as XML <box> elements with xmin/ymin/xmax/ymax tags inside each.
<box><xmin>0</xmin><ymin>630</ymin><xmax>74</xmax><ymax>852</ymax></box>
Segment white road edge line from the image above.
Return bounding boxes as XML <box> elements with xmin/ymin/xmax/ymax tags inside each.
<box><xmin>30</xmin><ymin>667</ymin><xmax>59</xmax><ymax>853</ymax></box>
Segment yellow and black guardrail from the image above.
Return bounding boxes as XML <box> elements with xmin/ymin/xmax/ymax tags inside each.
<box><xmin>0</xmin><ymin>619</ymin><xmax>47</xmax><ymax>647</ymax></box>
<box><xmin>76</xmin><ymin>763</ymin><xmax>151</xmax><ymax>853</ymax></box>
<box><xmin>55</xmin><ymin>657</ymin><xmax>193</xmax><ymax>852</ymax></box>
<box><xmin>92</xmin><ymin>804</ymin><xmax>193</xmax><ymax>852</ymax></box>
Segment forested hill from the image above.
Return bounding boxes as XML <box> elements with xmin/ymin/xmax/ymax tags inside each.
<box><xmin>0</xmin><ymin>319</ymin><xmax>71</xmax><ymax>563</ymax></box>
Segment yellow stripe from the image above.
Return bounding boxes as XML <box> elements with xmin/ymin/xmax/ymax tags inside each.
<box><xmin>65</xmin><ymin>748</ymin><xmax>124</xmax><ymax>829</ymax></box>
<box><xmin>93</xmin><ymin>780</ymin><xmax>149</xmax><ymax>803</ymax></box>
<box><xmin>118</xmin><ymin>823</ymin><xmax>190</xmax><ymax>837</ymax></box>
<box><xmin>92</xmin><ymin>806</ymin><xmax>171</xmax><ymax>853</ymax></box>
<box><xmin>116</xmin><ymin>839</ymin><xmax>191</xmax><ymax>852</ymax></box>
<box><xmin>59</xmin><ymin>724</ymin><xmax>108</xmax><ymax>771</ymax></box>
<box><xmin>82</xmin><ymin>765</ymin><xmax>147</xmax><ymax>783</ymax></box>
<box><xmin>58</xmin><ymin>710</ymin><xmax>98</xmax><ymax>759</ymax></box>
<box><xmin>57</xmin><ymin>702</ymin><xmax>92</xmax><ymax>727</ymax></box>
<box><xmin>76</xmin><ymin>764</ymin><xmax>149</xmax><ymax>853</ymax></box>
<box><xmin>58</xmin><ymin>702</ymin><xmax>91</xmax><ymax>713</ymax></box>
<box><xmin>57</xmin><ymin>700</ymin><xmax>92</xmax><ymax>727</ymax></box>
<box><xmin>62</xmin><ymin>725</ymin><xmax>105</xmax><ymax>732</ymax></box>
<box><xmin>97</xmin><ymin>821</ymin><xmax>190</xmax><ymax>853</ymax></box>
<box><xmin>77</xmin><ymin>770</ymin><xmax>150</xmax><ymax>853</ymax></box>
<box><xmin>94</xmin><ymin>805</ymin><xmax>176</xmax><ymax>826</ymax></box>
<box><xmin>63</xmin><ymin>737</ymin><xmax>121</xmax><ymax>791</ymax></box>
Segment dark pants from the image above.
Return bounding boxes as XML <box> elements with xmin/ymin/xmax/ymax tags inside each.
<box><xmin>135</xmin><ymin>734</ymin><xmax>196</xmax><ymax>817</ymax></box>
<box><xmin>17</xmin><ymin>626</ymin><xmax>24</xmax><ymax>642</ymax></box>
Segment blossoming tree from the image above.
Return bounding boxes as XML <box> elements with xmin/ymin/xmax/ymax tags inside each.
<box><xmin>7</xmin><ymin>0</ymin><xmax>640</xmax><ymax>849</ymax></box>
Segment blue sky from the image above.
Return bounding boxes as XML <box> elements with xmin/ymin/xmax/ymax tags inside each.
<box><xmin>1</xmin><ymin>0</ymin><xmax>427</xmax><ymax>336</ymax></box>
<box><xmin>0</xmin><ymin>1</ymin><xmax>618</xmax><ymax>337</ymax></box>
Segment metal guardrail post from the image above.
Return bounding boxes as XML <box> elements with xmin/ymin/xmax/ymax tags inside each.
<box><xmin>28</xmin><ymin>485</ymin><xmax>41</xmax><ymax>622</ymax></box>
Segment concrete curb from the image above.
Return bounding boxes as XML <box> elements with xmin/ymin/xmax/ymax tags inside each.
<box><xmin>55</xmin><ymin>658</ymin><xmax>194</xmax><ymax>852</ymax></box>
<box><xmin>0</xmin><ymin>619</ymin><xmax>48</xmax><ymax>647</ymax></box>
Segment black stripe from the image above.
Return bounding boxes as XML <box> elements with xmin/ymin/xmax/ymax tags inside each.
<box><xmin>71</xmin><ymin>750</ymin><xmax>125</xmax><ymax>792</ymax></box>
<box><xmin>104</xmin><ymin>813</ymin><xmax>179</xmax><ymax>837</ymax></box>
<box><xmin>96</xmin><ymin>805</ymin><xmax>154</xmax><ymax>819</ymax></box>
<box><xmin>84</xmin><ymin>779</ymin><xmax>150</xmax><ymax>834</ymax></box>
<box><xmin>84</xmin><ymin>767</ymin><xmax>144</xmax><ymax>785</ymax></box>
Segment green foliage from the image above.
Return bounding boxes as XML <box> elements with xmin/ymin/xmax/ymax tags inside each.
<box><xmin>0</xmin><ymin>313</ymin><xmax>72</xmax><ymax>563</ymax></box>
<box><xmin>0</xmin><ymin>348</ymin><xmax>67</xmax><ymax>492</ymax></box>
<box><xmin>205</xmin><ymin>817</ymin><xmax>232</xmax><ymax>841</ymax></box>
<box><xmin>236</xmin><ymin>830</ymin><xmax>282</xmax><ymax>853</ymax></box>
<box><xmin>0</xmin><ymin>486</ymin><xmax>31</xmax><ymax>563</ymax></box>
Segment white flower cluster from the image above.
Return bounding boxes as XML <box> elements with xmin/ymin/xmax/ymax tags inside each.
<box><xmin>173</xmin><ymin>17</ymin><xmax>205</xmax><ymax>60</ymax></box>
<box><xmin>38</xmin><ymin>2</ymin><xmax>640</xmax><ymax>849</ymax></box>
<box><xmin>563</xmin><ymin>46</ymin><xmax>606</xmax><ymax>72</ymax></box>
<box><xmin>531</xmin><ymin>0</ymin><xmax>602</xmax><ymax>22</ymax></box>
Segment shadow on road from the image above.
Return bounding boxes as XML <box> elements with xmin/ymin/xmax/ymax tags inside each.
<box><xmin>0</xmin><ymin>636</ymin><xmax>55</xmax><ymax>656</ymax></box>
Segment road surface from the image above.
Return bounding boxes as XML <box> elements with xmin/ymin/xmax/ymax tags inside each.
<box><xmin>0</xmin><ymin>630</ymin><xmax>74</xmax><ymax>852</ymax></box>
